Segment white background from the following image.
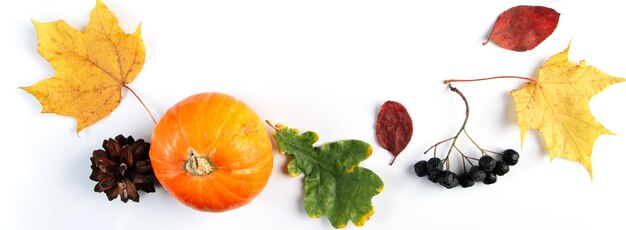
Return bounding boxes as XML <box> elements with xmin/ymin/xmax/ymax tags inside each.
<box><xmin>2</xmin><ymin>0</ymin><xmax>626</xmax><ymax>229</ymax></box>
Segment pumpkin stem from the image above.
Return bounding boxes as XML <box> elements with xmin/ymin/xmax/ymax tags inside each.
<box><xmin>185</xmin><ymin>149</ymin><xmax>214</xmax><ymax>176</ymax></box>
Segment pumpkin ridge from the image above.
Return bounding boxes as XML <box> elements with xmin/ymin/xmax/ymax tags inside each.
<box><xmin>175</xmin><ymin>102</ymin><xmax>191</xmax><ymax>153</ymax></box>
<box><xmin>213</xmin><ymin>99</ymin><xmax>239</xmax><ymax>148</ymax></box>
<box><xmin>211</xmin><ymin>144</ymin><xmax>272</xmax><ymax>170</ymax></box>
<box><xmin>200</xmin><ymin>171</ymin><xmax>251</xmax><ymax>209</ymax></box>
<box><xmin>220</xmin><ymin>155</ymin><xmax>272</xmax><ymax>174</ymax></box>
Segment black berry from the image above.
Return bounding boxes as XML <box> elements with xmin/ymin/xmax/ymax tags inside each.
<box><xmin>483</xmin><ymin>172</ymin><xmax>497</xmax><ymax>185</ymax></box>
<box><xmin>469</xmin><ymin>166</ymin><xmax>486</xmax><ymax>182</ymax></box>
<box><xmin>494</xmin><ymin>161</ymin><xmax>509</xmax><ymax>176</ymax></box>
<box><xmin>503</xmin><ymin>149</ymin><xmax>520</xmax><ymax>166</ymax></box>
<box><xmin>427</xmin><ymin>157</ymin><xmax>443</xmax><ymax>173</ymax></box>
<box><xmin>479</xmin><ymin>155</ymin><xmax>497</xmax><ymax>172</ymax></box>
<box><xmin>437</xmin><ymin>170</ymin><xmax>459</xmax><ymax>189</ymax></box>
<box><xmin>458</xmin><ymin>173</ymin><xmax>474</xmax><ymax>188</ymax></box>
<box><xmin>427</xmin><ymin>171</ymin><xmax>441</xmax><ymax>183</ymax></box>
<box><xmin>414</xmin><ymin>160</ymin><xmax>429</xmax><ymax>177</ymax></box>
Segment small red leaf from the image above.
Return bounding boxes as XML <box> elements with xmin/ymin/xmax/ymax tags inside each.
<box><xmin>484</xmin><ymin>5</ymin><xmax>560</xmax><ymax>52</ymax></box>
<box><xmin>376</xmin><ymin>101</ymin><xmax>413</xmax><ymax>165</ymax></box>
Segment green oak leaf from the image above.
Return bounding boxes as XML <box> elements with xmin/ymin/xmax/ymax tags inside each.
<box><xmin>270</xmin><ymin>123</ymin><xmax>384</xmax><ymax>229</ymax></box>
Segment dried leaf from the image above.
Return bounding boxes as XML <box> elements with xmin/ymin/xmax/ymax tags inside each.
<box><xmin>484</xmin><ymin>5</ymin><xmax>560</xmax><ymax>51</ymax></box>
<box><xmin>511</xmin><ymin>43</ymin><xmax>625</xmax><ymax>177</ymax></box>
<box><xmin>21</xmin><ymin>0</ymin><xmax>145</xmax><ymax>133</ymax></box>
<box><xmin>375</xmin><ymin>101</ymin><xmax>413</xmax><ymax>165</ymax></box>
<box><xmin>270</xmin><ymin>123</ymin><xmax>384</xmax><ymax>229</ymax></box>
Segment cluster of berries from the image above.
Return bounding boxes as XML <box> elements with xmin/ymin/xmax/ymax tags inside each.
<box><xmin>414</xmin><ymin>149</ymin><xmax>519</xmax><ymax>188</ymax></box>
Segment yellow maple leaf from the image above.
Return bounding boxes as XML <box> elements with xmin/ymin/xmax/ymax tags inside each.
<box><xmin>21</xmin><ymin>0</ymin><xmax>145</xmax><ymax>133</ymax></box>
<box><xmin>511</xmin><ymin>43</ymin><xmax>624</xmax><ymax>177</ymax></box>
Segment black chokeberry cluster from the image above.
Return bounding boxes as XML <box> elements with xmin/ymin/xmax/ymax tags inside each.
<box><xmin>414</xmin><ymin>149</ymin><xmax>519</xmax><ymax>189</ymax></box>
<box><xmin>417</xmin><ymin>86</ymin><xmax>521</xmax><ymax>189</ymax></box>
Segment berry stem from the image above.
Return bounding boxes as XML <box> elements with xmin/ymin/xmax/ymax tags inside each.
<box><xmin>454</xmin><ymin>143</ymin><xmax>477</xmax><ymax>171</ymax></box>
<box><xmin>463</xmin><ymin>129</ymin><xmax>487</xmax><ymax>155</ymax></box>
<box><xmin>462</xmin><ymin>156</ymin><xmax>467</xmax><ymax>173</ymax></box>
<box><xmin>454</xmin><ymin>146</ymin><xmax>468</xmax><ymax>173</ymax></box>
<box><xmin>423</xmin><ymin>85</ymin><xmax>470</xmax><ymax>166</ymax></box>
<box><xmin>463</xmin><ymin>156</ymin><xmax>475</xmax><ymax>165</ymax></box>
<box><xmin>464</xmin><ymin>129</ymin><xmax>500</xmax><ymax>156</ymax></box>
<box><xmin>443</xmin><ymin>76</ymin><xmax>536</xmax><ymax>84</ymax></box>
<box><xmin>124</xmin><ymin>85</ymin><xmax>157</xmax><ymax>125</ymax></box>
<box><xmin>456</xmin><ymin>146</ymin><xmax>478</xmax><ymax>163</ymax></box>
<box><xmin>423</xmin><ymin>85</ymin><xmax>500</xmax><ymax>173</ymax></box>
<box><xmin>424</xmin><ymin>137</ymin><xmax>454</xmax><ymax>155</ymax></box>
<box><xmin>443</xmin><ymin>85</ymin><xmax>470</xmax><ymax>160</ymax></box>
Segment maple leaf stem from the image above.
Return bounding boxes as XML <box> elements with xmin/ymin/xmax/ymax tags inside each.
<box><xmin>443</xmin><ymin>76</ymin><xmax>536</xmax><ymax>84</ymax></box>
<box><xmin>124</xmin><ymin>85</ymin><xmax>157</xmax><ymax>125</ymax></box>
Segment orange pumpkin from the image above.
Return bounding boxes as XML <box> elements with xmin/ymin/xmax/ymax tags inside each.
<box><xmin>149</xmin><ymin>93</ymin><xmax>273</xmax><ymax>212</ymax></box>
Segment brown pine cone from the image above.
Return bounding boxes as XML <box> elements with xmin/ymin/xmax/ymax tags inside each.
<box><xmin>90</xmin><ymin>135</ymin><xmax>155</xmax><ymax>203</ymax></box>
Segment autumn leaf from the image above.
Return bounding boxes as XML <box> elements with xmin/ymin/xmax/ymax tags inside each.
<box><xmin>484</xmin><ymin>5</ymin><xmax>560</xmax><ymax>51</ymax></box>
<box><xmin>269</xmin><ymin>122</ymin><xmax>384</xmax><ymax>229</ymax></box>
<box><xmin>376</xmin><ymin>101</ymin><xmax>413</xmax><ymax>165</ymax></box>
<box><xmin>21</xmin><ymin>0</ymin><xmax>145</xmax><ymax>133</ymax></box>
<box><xmin>511</xmin><ymin>43</ymin><xmax>624</xmax><ymax>177</ymax></box>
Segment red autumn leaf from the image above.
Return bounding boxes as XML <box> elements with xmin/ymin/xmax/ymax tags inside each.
<box><xmin>483</xmin><ymin>5</ymin><xmax>560</xmax><ymax>52</ymax></box>
<box><xmin>376</xmin><ymin>101</ymin><xmax>413</xmax><ymax>165</ymax></box>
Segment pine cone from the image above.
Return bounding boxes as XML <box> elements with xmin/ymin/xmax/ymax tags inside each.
<box><xmin>90</xmin><ymin>135</ymin><xmax>155</xmax><ymax>203</ymax></box>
